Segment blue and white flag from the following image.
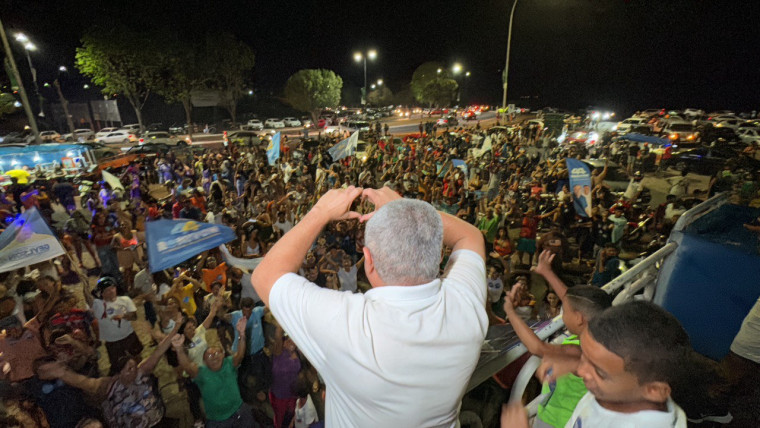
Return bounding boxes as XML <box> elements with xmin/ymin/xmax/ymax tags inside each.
<box><xmin>0</xmin><ymin>208</ymin><xmax>65</xmax><ymax>272</ymax></box>
<box><xmin>146</xmin><ymin>219</ymin><xmax>236</xmax><ymax>272</ymax></box>
<box><xmin>328</xmin><ymin>131</ymin><xmax>359</xmax><ymax>161</ymax></box>
<box><xmin>566</xmin><ymin>158</ymin><xmax>592</xmax><ymax>218</ymax></box>
<box><xmin>267</xmin><ymin>132</ymin><xmax>281</xmax><ymax>166</ymax></box>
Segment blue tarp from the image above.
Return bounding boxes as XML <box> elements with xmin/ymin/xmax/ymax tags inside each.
<box><xmin>655</xmin><ymin>204</ymin><xmax>760</xmax><ymax>359</ymax></box>
<box><xmin>145</xmin><ymin>219</ymin><xmax>237</xmax><ymax>272</ymax></box>
<box><xmin>0</xmin><ymin>144</ymin><xmax>90</xmax><ymax>170</ymax></box>
<box><xmin>618</xmin><ymin>133</ymin><xmax>669</xmax><ymax>146</ymax></box>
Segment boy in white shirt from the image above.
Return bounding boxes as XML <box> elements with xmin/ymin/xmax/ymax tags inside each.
<box><xmin>502</xmin><ymin>301</ymin><xmax>689</xmax><ymax>428</ymax></box>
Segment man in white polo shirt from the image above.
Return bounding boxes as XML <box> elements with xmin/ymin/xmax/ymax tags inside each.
<box><xmin>251</xmin><ymin>186</ymin><xmax>487</xmax><ymax>427</ymax></box>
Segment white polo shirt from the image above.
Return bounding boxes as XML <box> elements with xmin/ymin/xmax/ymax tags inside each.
<box><xmin>270</xmin><ymin>249</ymin><xmax>487</xmax><ymax>427</ymax></box>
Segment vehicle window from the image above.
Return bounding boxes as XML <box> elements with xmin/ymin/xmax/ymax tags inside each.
<box><xmin>669</xmin><ymin>124</ymin><xmax>692</xmax><ymax>131</ymax></box>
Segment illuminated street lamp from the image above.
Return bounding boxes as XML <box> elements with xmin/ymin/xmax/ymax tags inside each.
<box><xmin>58</xmin><ymin>65</ymin><xmax>67</xmax><ymax>72</ymax></box>
<box><xmin>377</xmin><ymin>79</ymin><xmax>383</xmax><ymax>86</ymax></box>
<box><xmin>354</xmin><ymin>49</ymin><xmax>378</xmax><ymax>105</ymax></box>
<box><xmin>371</xmin><ymin>84</ymin><xmax>376</xmax><ymax>90</ymax></box>
<box><xmin>14</xmin><ymin>32</ymin><xmax>43</xmax><ymax>117</ymax></box>
<box><xmin>452</xmin><ymin>63</ymin><xmax>462</xmax><ymax>75</ymax></box>
<box><xmin>437</xmin><ymin>68</ymin><xmax>442</xmax><ymax>74</ymax></box>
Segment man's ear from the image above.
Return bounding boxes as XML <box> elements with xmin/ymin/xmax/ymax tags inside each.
<box><xmin>642</xmin><ymin>381</ymin><xmax>671</xmax><ymax>405</ymax></box>
<box><xmin>363</xmin><ymin>246</ymin><xmax>374</xmax><ymax>275</ymax></box>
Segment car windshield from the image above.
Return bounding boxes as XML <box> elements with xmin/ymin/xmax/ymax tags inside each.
<box><xmin>670</xmin><ymin>124</ymin><xmax>693</xmax><ymax>131</ymax></box>
<box><xmin>149</xmin><ymin>133</ymin><xmax>170</xmax><ymax>138</ymax></box>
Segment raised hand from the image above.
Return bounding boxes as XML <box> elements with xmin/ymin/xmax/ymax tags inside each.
<box><xmin>37</xmin><ymin>361</ymin><xmax>66</xmax><ymax>380</ymax></box>
<box><xmin>171</xmin><ymin>334</ymin><xmax>185</xmax><ymax>349</ymax></box>
<box><xmin>359</xmin><ymin>187</ymin><xmax>402</xmax><ymax>222</ymax></box>
<box><xmin>532</xmin><ymin>250</ymin><xmax>556</xmax><ymax>276</ymax></box>
<box><xmin>311</xmin><ymin>186</ymin><xmax>363</xmax><ymax>222</ymax></box>
<box><xmin>503</xmin><ymin>282</ymin><xmax>522</xmax><ymax>312</ymax></box>
<box><xmin>236</xmin><ymin>316</ymin><xmax>247</xmax><ymax>337</ymax></box>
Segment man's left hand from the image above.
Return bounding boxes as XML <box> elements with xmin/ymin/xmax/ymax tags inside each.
<box><xmin>311</xmin><ymin>186</ymin><xmax>363</xmax><ymax>222</ymax></box>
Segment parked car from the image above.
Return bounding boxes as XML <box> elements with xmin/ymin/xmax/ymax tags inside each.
<box><xmin>95</xmin><ymin>130</ymin><xmax>138</xmax><ymax>144</ymax></box>
<box><xmin>683</xmin><ymin>108</ymin><xmax>704</xmax><ymax>117</ymax></box>
<box><xmin>664</xmin><ymin>146</ymin><xmax>760</xmax><ymax>174</ymax></box>
<box><xmin>226</xmin><ymin>131</ymin><xmax>263</xmax><ymax>147</ymax></box>
<box><xmin>120</xmin><ymin>124</ymin><xmax>141</xmax><ymax>133</ymax></box>
<box><xmin>246</xmin><ymin>119</ymin><xmax>264</xmax><ymax>130</ymax></box>
<box><xmin>139</xmin><ymin>131</ymin><xmax>186</xmax><ymax>146</ymax></box>
<box><xmin>714</xmin><ymin>118</ymin><xmax>743</xmax><ymax>130</ymax></box>
<box><xmin>40</xmin><ymin>130</ymin><xmax>61</xmax><ymax>141</ymax></box>
<box><xmin>300</xmin><ymin>117</ymin><xmax>313</xmax><ymax>128</ymax></box>
<box><xmin>283</xmin><ymin>117</ymin><xmax>301</xmax><ymax>127</ymax></box>
<box><xmin>63</xmin><ymin>128</ymin><xmax>95</xmax><ymax>141</ymax></box>
<box><xmin>660</xmin><ymin>123</ymin><xmax>698</xmax><ymax>145</ymax></box>
<box><xmin>126</xmin><ymin>142</ymin><xmax>171</xmax><ymax>155</ymax></box>
<box><xmin>95</xmin><ymin>127</ymin><xmax>120</xmax><ymax>139</ymax></box>
<box><xmin>616</xmin><ymin>117</ymin><xmax>648</xmax><ymax>134</ymax></box>
<box><xmin>265</xmin><ymin>118</ymin><xmax>285</xmax><ymax>128</ymax></box>
<box><xmin>583</xmin><ymin>159</ymin><xmax>630</xmax><ymax>191</ymax></box>
<box><xmin>698</xmin><ymin>125</ymin><xmax>741</xmax><ymax>146</ymax></box>
<box><xmin>76</xmin><ymin>142</ymin><xmax>119</xmax><ymax>160</ymax></box>
<box><xmin>737</xmin><ymin>128</ymin><xmax>760</xmax><ymax>144</ymax></box>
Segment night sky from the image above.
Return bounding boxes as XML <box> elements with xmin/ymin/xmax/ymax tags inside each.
<box><xmin>3</xmin><ymin>0</ymin><xmax>760</xmax><ymax>116</ymax></box>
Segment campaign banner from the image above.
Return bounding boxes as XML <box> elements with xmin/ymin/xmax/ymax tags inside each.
<box><xmin>0</xmin><ymin>208</ymin><xmax>65</xmax><ymax>272</ymax></box>
<box><xmin>146</xmin><ymin>219</ymin><xmax>236</xmax><ymax>272</ymax></box>
<box><xmin>566</xmin><ymin>158</ymin><xmax>592</xmax><ymax>218</ymax></box>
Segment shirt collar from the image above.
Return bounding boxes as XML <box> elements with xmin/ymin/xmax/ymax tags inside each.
<box><xmin>364</xmin><ymin>279</ymin><xmax>441</xmax><ymax>302</ymax></box>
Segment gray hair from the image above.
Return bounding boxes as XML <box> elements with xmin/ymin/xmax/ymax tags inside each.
<box><xmin>364</xmin><ymin>199</ymin><xmax>443</xmax><ymax>285</ymax></box>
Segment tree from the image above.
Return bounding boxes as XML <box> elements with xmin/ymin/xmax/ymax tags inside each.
<box><xmin>204</xmin><ymin>33</ymin><xmax>255</xmax><ymax>125</ymax></box>
<box><xmin>420</xmin><ymin>78</ymin><xmax>458</xmax><ymax>108</ymax></box>
<box><xmin>0</xmin><ymin>93</ymin><xmax>19</xmax><ymax>117</ymax></box>
<box><xmin>76</xmin><ymin>28</ymin><xmax>163</xmax><ymax>132</ymax></box>
<box><xmin>284</xmin><ymin>69</ymin><xmax>343</xmax><ymax>125</ymax></box>
<box><xmin>153</xmin><ymin>41</ymin><xmax>202</xmax><ymax>130</ymax></box>
<box><xmin>410</xmin><ymin>62</ymin><xmax>458</xmax><ymax>107</ymax></box>
<box><xmin>367</xmin><ymin>86</ymin><xmax>393</xmax><ymax>106</ymax></box>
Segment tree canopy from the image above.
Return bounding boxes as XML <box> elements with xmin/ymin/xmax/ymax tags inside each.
<box><xmin>367</xmin><ymin>86</ymin><xmax>393</xmax><ymax>106</ymax></box>
<box><xmin>410</xmin><ymin>62</ymin><xmax>458</xmax><ymax>107</ymax></box>
<box><xmin>284</xmin><ymin>69</ymin><xmax>343</xmax><ymax>123</ymax></box>
<box><xmin>76</xmin><ymin>28</ymin><xmax>164</xmax><ymax>131</ymax></box>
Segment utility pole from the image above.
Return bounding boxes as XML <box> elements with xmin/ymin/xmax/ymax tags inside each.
<box><xmin>0</xmin><ymin>18</ymin><xmax>41</xmax><ymax>143</ymax></box>
<box><xmin>501</xmin><ymin>0</ymin><xmax>518</xmax><ymax>111</ymax></box>
<box><xmin>54</xmin><ymin>79</ymin><xmax>76</xmax><ymax>134</ymax></box>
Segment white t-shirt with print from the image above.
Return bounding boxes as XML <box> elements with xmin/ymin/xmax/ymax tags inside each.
<box><xmin>565</xmin><ymin>392</ymin><xmax>687</xmax><ymax>428</ymax></box>
<box><xmin>91</xmin><ymin>296</ymin><xmax>137</xmax><ymax>342</ymax></box>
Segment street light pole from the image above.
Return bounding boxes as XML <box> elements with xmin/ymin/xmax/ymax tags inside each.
<box><xmin>502</xmin><ymin>0</ymin><xmax>518</xmax><ymax>110</ymax></box>
<box><xmin>363</xmin><ymin>56</ymin><xmax>367</xmax><ymax>105</ymax></box>
<box><xmin>0</xmin><ymin>20</ymin><xmax>41</xmax><ymax>143</ymax></box>
<box><xmin>354</xmin><ymin>49</ymin><xmax>377</xmax><ymax>106</ymax></box>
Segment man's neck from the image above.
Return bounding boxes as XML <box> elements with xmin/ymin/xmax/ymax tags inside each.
<box><xmin>597</xmin><ymin>398</ymin><xmax>668</xmax><ymax>414</ymax></box>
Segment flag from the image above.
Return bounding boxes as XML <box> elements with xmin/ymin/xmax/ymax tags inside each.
<box><xmin>451</xmin><ymin>159</ymin><xmax>469</xmax><ymax>188</ymax></box>
<box><xmin>0</xmin><ymin>208</ymin><xmax>65</xmax><ymax>272</ymax></box>
<box><xmin>328</xmin><ymin>131</ymin><xmax>359</xmax><ymax>161</ymax></box>
<box><xmin>102</xmin><ymin>170</ymin><xmax>124</xmax><ymax>192</ymax></box>
<box><xmin>566</xmin><ymin>158</ymin><xmax>592</xmax><ymax>218</ymax></box>
<box><xmin>145</xmin><ymin>219</ymin><xmax>236</xmax><ymax>272</ymax></box>
<box><xmin>267</xmin><ymin>132</ymin><xmax>281</xmax><ymax>166</ymax></box>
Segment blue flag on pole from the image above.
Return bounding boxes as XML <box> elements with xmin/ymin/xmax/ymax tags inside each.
<box><xmin>566</xmin><ymin>158</ymin><xmax>592</xmax><ymax>218</ymax></box>
<box><xmin>267</xmin><ymin>132</ymin><xmax>281</xmax><ymax>165</ymax></box>
<box><xmin>328</xmin><ymin>131</ymin><xmax>359</xmax><ymax>161</ymax></box>
<box><xmin>145</xmin><ymin>219</ymin><xmax>237</xmax><ymax>272</ymax></box>
<box><xmin>0</xmin><ymin>207</ymin><xmax>65</xmax><ymax>272</ymax></box>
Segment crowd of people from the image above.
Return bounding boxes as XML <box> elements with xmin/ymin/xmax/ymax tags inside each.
<box><xmin>0</xmin><ymin>115</ymin><xmax>757</xmax><ymax>428</ymax></box>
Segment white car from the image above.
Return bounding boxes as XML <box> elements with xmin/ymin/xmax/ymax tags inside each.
<box><xmin>737</xmin><ymin>128</ymin><xmax>760</xmax><ymax>143</ymax></box>
<box><xmin>283</xmin><ymin>117</ymin><xmax>301</xmax><ymax>127</ymax></box>
<box><xmin>139</xmin><ymin>131</ymin><xmax>185</xmax><ymax>146</ymax></box>
<box><xmin>95</xmin><ymin>127</ymin><xmax>120</xmax><ymax>139</ymax></box>
<box><xmin>62</xmin><ymin>128</ymin><xmax>95</xmax><ymax>141</ymax></box>
<box><xmin>120</xmin><ymin>124</ymin><xmax>141</xmax><ymax>133</ymax></box>
<box><xmin>683</xmin><ymin>108</ymin><xmax>704</xmax><ymax>117</ymax></box>
<box><xmin>616</xmin><ymin>117</ymin><xmax>648</xmax><ymax>134</ymax></box>
<box><xmin>264</xmin><ymin>118</ymin><xmax>285</xmax><ymax>128</ymax></box>
<box><xmin>246</xmin><ymin>119</ymin><xmax>263</xmax><ymax>130</ymax></box>
<box><xmin>40</xmin><ymin>130</ymin><xmax>61</xmax><ymax>141</ymax></box>
<box><xmin>95</xmin><ymin>130</ymin><xmax>138</xmax><ymax>144</ymax></box>
<box><xmin>714</xmin><ymin>118</ymin><xmax>742</xmax><ymax>130</ymax></box>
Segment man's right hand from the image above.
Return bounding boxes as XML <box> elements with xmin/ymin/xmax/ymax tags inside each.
<box><xmin>311</xmin><ymin>186</ymin><xmax>363</xmax><ymax>222</ymax></box>
<box><xmin>360</xmin><ymin>187</ymin><xmax>402</xmax><ymax>222</ymax></box>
